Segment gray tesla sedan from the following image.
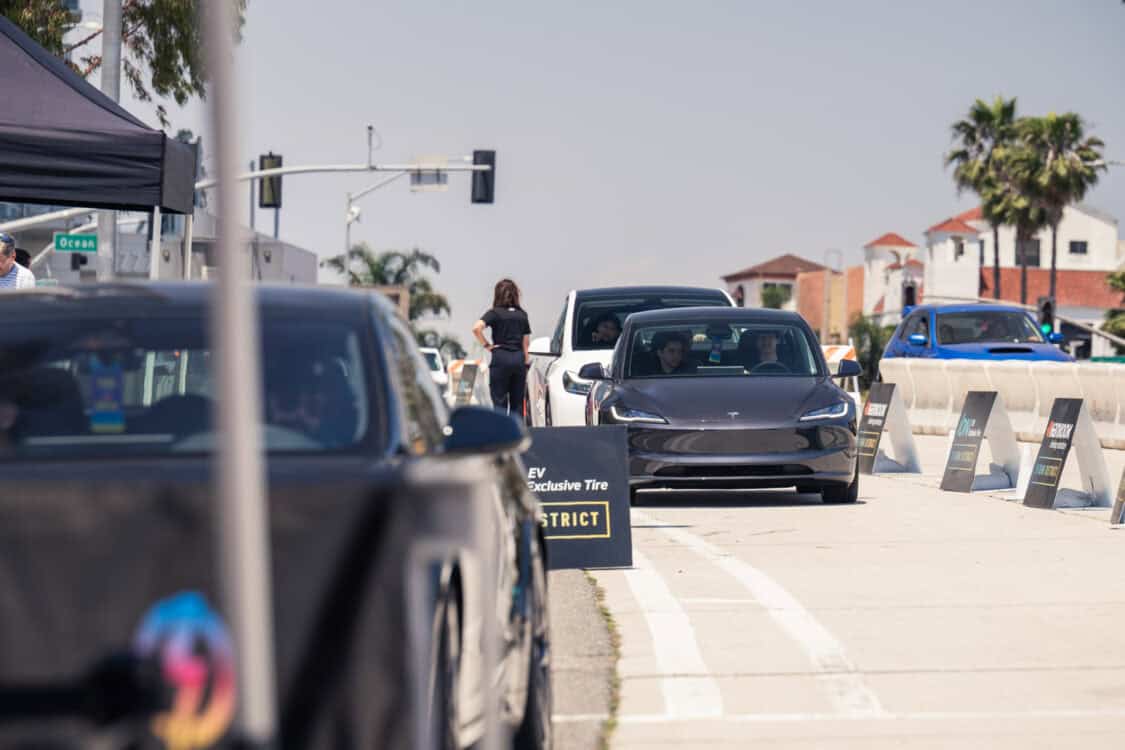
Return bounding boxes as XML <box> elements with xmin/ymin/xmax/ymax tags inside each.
<box><xmin>580</xmin><ymin>307</ymin><xmax>862</xmax><ymax>502</ymax></box>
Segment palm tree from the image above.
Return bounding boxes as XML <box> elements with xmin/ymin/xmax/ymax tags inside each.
<box><xmin>321</xmin><ymin>243</ymin><xmax>451</xmax><ymax>322</ymax></box>
<box><xmin>1013</xmin><ymin>113</ymin><xmax>1105</xmax><ymax>300</ymax></box>
<box><xmin>985</xmin><ymin>144</ymin><xmax>1050</xmax><ymax>305</ymax></box>
<box><xmin>946</xmin><ymin>97</ymin><xmax>1018</xmax><ymax>299</ymax></box>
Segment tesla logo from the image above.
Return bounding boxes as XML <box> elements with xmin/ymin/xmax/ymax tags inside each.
<box><xmin>727</xmin><ymin>412</ymin><xmax>739</xmax><ymax>419</ymax></box>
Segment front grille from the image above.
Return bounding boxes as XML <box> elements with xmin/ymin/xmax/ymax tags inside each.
<box><xmin>653</xmin><ymin>464</ymin><xmax>814</xmax><ymax>478</ymax></box>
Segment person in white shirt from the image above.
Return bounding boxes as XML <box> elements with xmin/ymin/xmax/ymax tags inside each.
<box><xmin>0</xmin><ymin>232</ymin><xmax>35</xmax><ymax>289</ymax></box>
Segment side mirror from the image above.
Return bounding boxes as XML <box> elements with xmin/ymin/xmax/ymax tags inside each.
<box><xmin>908</xmin><ymin>333</ymin><xmax>928</xmax><ymax>347</ymax></box>
<box><xmin>443</xmin><ymin>406</ymin><xmax>530</xmax><ymax>455</ymax></box>
<box><xmin>529</xmin><ymin>336</ymin><xmax>556</xmax><ymax>358</ymax></box>
<box><xmin>834</xmin><ymin>359</ymin><xmax>862</xmax><ymax>379</ymax></box>
<box><xmin>1048</xmin><ymin>332</ymin><xmax>1065</xmax><ymax>344</ymax></box>
<box><xmin>578</xmin><ymin>362</ymin><xmax>608</xmax><ymax>380</ymax></box>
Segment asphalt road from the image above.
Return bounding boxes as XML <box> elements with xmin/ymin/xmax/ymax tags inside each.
<box><xmin>552</xmin><ymin>435</ymin><xmax>1125</xmax><ymax>749</ymax></box>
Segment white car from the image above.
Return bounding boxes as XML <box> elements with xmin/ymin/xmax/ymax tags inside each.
<box><xmin>527</xmin><ymin>285</ymin><xmax>735</xmax><ymax>426</ymax></box>
<box><xmin>419</xmin><ymin>346</ymin><xmax>449</xmax><ymax>391</ymax></box>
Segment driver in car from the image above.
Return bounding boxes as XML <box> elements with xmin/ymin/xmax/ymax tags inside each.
<box><xmin>653</xmin><ymin>331</ymin><xmax>696</xmax><ymax>375</ymax></box>
<box><xmin>756</xmin><ymin>330</ymin><xmax>780</xmax><ymax>365</ymax></box>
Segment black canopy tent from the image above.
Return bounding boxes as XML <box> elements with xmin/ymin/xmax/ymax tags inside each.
<box><xmin>0</xmin><ymin>14</ymin><xmax>195</xmax><ymax>215</ymax></box>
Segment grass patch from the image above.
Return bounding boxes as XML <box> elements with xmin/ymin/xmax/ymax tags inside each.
<box><xmin>585</xmin><ymin>570</ymin><xmax>621</xmax><ymax>750</ymax></box>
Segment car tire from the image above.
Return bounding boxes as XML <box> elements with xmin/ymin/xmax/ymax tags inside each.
<box><xmin>821</xmin><ymin>464</ymin><xmax>859</xmax><ymax>504</ymax></box>
<box><xmin>433</xmin><ymin>595</ymin><xmax>461</xmax><ymax>750</ymax></box>
<box><xmin>514</xmin><ymin>540</ymin><xmax>552</xmax><ymax>750</ymax></box>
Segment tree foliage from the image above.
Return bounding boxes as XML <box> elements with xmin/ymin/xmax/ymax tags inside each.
<box><xmin>848</xmin><ymin>314</ymin><xmax>897</xmax><ymax>390</ymax></box>
<box><xmin>321</xmin><ymin>244</ymin><xmax>452</xmax><ymax>322</ymax></box>
<box><xmin>760</xmin><ymin>285</ymin><xmax>789</xmax><ymax>310</ymax></box>
<box><xmin>1</xmin><ymin>0</ymin><xmax>247</xmax><ymax>128</ymax></box>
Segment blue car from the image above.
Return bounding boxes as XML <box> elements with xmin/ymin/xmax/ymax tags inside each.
<box><xmin>882</xmin><ymin>303</ymin><xmax>1073</xmax><ymax>362</ymax></box>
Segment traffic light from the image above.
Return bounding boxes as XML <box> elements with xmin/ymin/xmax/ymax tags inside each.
<box><xmin>1037</xmin><ymin>296</ymin><xmax>1055</xmax><ymax>335</ymax></box>
<box><xmin>259</xmin><ymin>152</ymin><xmax>283</xmax><ymax>209</ymax></box>
<box><xmin>471</xmin><ymin>150</ymin><xmax>495</xmax><ymax>204</ymax></box>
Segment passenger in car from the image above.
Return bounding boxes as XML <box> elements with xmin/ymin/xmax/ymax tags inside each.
<box><xmin>590</xmin><ymin>312</ymin><xmax>622</xmax><ymax>347</ymax></box>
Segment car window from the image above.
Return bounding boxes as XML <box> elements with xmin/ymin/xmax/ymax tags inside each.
<box><xmin>936</xmin><ymin>311</ymin><xmax>1045</xmax><ymax>345</ymax></box>
<box><xmin>626</xmin><ymin>320</ymin><xmax>820</xmax><ymax>378</ymax></box>
<box><xmin>572</xmin><ymin>293</ymin><xmax>730</xmax><ymax>351</ymax></box>
<box><xmin>386</xmin><ymin>319</ymin><xmax>446</xmax><ymax>454</ymax></box>
<box><xmin>551</xmin><ymin>299</ymin><xmax>567</xmax><ymax>355</ymax></box>
<box><xmin>0</xmin><ymin>316</ymin><xmax>375</xmax><ymax>459</ymax></box>
<box><xmin>902</xmin><ymin>313</ymin><xmax>930</xmax><ymax>344</ymax></box>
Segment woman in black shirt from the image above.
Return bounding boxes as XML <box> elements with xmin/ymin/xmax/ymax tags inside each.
<box><xmin>472</xmin><ymin>278</ymin><xmax>531</xmax><ymax>415</ymax></box>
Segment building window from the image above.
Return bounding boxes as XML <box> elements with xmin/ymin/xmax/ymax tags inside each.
<box><xmin>953</xmin><ymin>238</ymin><xmax>965</xmax><ymax>260</ymax></box>
<box><xmin>1069</xmin><ymin>240</ymin><xmax>1088</xmax><ymax>255</ymax></box>
<box><xmin>1016</xmin><ymin>239</ymin><xmax>1041</xmax><ymax>267</ymax></box>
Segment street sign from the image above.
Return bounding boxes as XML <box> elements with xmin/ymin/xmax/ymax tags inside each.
<box><xmin>523</xmin><ymin>426</ymin><xmax>633</xmax><ymax>570</ymax></box>
<box><xmin>857</xmin><ymin>383</ymin><xmax>921</xmax><ymax>474</ymax></box>
<box><xmin>53</xmin><ymin>232</ymin><xmax>98</xmax><ymax>253</ymax></box>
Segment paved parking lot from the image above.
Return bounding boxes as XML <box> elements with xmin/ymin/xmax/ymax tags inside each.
<box><xmin>551</xmin><ymin>435</ymin><xmax>1125</xmax><ymax>748</ymax></box>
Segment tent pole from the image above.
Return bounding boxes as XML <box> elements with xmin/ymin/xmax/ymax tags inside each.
<box><xmin>202</xmin><ymin>1</ymin><xmax>277</xmax><ymax>746</ymax></box>
<box><xmin>149</xmin><ymin>206</ymin><xmax>161</xmax><ymax>281</ymax></box>
<box><xmin>183</xmin><ymin>213</ymin><xmax>194</xmax><ymax>280</ymax></box>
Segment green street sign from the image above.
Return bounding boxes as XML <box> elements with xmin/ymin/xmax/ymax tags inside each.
<box><xmin>54</xmin><ymin>232</ymin><xmax>98</xmax><ymax>253</ymax></box>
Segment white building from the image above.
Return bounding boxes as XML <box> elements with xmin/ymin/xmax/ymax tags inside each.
<box><xmin>861</xmin><ymin>232</ymin><xmax>921</xmax><ymax>323</ymax></box>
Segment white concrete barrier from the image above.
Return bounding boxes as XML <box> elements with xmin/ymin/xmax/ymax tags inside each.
<box><xmin>985</xmin><ymin>361</ymin><xmax>1039</xmax><ymax>441</ymax></box>
<box><xmin>1078</xmin><ymin>363</ymin><xmax>1125</xmax><ymax>450</ymax></box>
<box><xmin>882</xmin><ymin>357</ymin><xmax>1125</xmax><ymax>449</ymax></box>
<box><xmin>1034</xmin><ymin>362</ymin><xmax>1083</xmax><ymax>440</ymax></box>
<box><xmin>908</xmin><ymin>360</ymin><xmax>953</xmax><ymax>435</ymax></box>
<box><xmin>945</xmin><ymin>360</ymin><xmax>994</xmax><ymax>418</ymax></box>
<box><xmin>878</xmin><ymin>358</ymin><xmax>914</xmax><ymax>410</ymax></box>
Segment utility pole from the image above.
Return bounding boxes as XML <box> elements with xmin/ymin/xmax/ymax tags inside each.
<box><xmin>95</xmin><ymin>0</ymin><xmax>122</xmax><ymax>281</ymax></box>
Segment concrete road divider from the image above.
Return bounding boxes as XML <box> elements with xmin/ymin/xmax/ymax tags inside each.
<box><xmin>879</xmin><ymin>358</ymin><xmax>1125</xmax><ymax>450</ymax></box>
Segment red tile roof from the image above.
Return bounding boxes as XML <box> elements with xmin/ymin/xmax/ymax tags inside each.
<box><xmin>722</xmin><ymin>253</ymin><xmax>827</xmax><ymax>282</ymax></box>
<box><xmin>979</xmin><ymin>268</ymin><xmax>1125</xmax><ymax>310</ymax></box>
<box><xmin>872</xmin><ymin>296</ymin><xmax>885</xmax><ymax>314</ymax></box>
<box><xmin>955</xmin><ymin>206</ymin><xmax>983</xmax><ymax>222</ymax></box>
<box><xmin>927</xmin><ymin>217</ymin><xmax>980</xmax><ymax>235</ymax></box>
<box><xmin>864</xmin><ymin>232</ymin><xmax>916</xmax><ymax>249</ymax></box>
<box><xmin>886</xmin><ymin>259</ymin><xmax>925</xmax><ymax>271</ymax></box>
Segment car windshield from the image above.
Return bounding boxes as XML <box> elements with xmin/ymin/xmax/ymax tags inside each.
<box><xmin>626</xmin><ymin>320</ymin><xmax>821</xmax><ymax>378</ymax></box>
<box><xmin>936</xmin><ymin>311</ymin><xmax>1045</xmax><ymax>345</ymax></box>
<box><xmin>0</xmin><ymin>316</ymin><xmax>375</xmax><ymax>459</ymax></box>
<box><xmin>573</xmin><ymin>294</ymin><xmax>730</xmax><ymax>351</ymax></box>
<box><xmin>422</xmin><ymin>351</ymin><xmax>442</xmax><ymax>371</ymax></box>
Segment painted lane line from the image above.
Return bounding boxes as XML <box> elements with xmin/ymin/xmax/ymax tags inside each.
<box><xmin>554</xmin><ymin>707</ymin><xmax>1125</xmax><ymax>724</ymax></box>
<box><xmin>634</xmin><ymin>510</ymin><xmax>886</xmax><ymax>718</ymax></box>
<box><xmin>622</xmin><ymin>547</ymin><xmax>724</xmax><ymax>718</ymax></box>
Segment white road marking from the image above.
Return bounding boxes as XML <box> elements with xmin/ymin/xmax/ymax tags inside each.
<box><xmin>622</xmin><ymin>548</ymin><xmax>724</xmax><ymax>718</ymax></box>
<box><xmin>681</xmin><ymin>597</ymin><xmax>759</xmax><ymax>605</ymax></box>
<box><xmin>634</xmin><ymin>510</ymin><xmax>886</xmax><ymax>718</ymax></box>
<box><xmin>553</xmin><ymin>707</ymin><xmax>1125</xmax><ymax>724</ymax></box>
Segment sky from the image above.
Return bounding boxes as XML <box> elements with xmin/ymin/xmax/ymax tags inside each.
<box><xmin>78</xmin><ymin>0</ymin><xmax>1125</xmax><ymax>349</ymax></box>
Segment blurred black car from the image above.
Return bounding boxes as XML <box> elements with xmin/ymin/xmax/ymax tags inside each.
<box><xmin>582</xmin><ymin>307</ymin><xmax>861</xmax><ymax>503</ymax></box>
<box><xmin>0</xmin><ymin>283</ymin><xmax>551</xmax><ymax>750</ymax></box>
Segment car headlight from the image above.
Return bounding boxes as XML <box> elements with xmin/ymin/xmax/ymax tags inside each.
<box><xmin>610</xmin><ymin>405</ymin><xmax>667</xmax><ymax>424</ymax></box>
<box><xmin>562</xmin><ymin>371</ymin><xmax>591</xmax><ymax>396</ymax></box>
<box><xmin>799</xmin><ymin>401</ymin><xmax>850</xmax><ymax>422</ymax></box>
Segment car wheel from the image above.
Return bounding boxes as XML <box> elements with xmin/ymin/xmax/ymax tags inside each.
<box><xmin>433</xmin><ymin>595</ymin><xmax>461</xmax><ymax>750</ymax></box>
<box><xmin>821</xmin><ymin>464</ymin><xmax>859</xmax><ymax>504</ymax></box>
<box><xmin>514</xmin><ymin>540</ymin><xmax>552</xmax><ymax>750</ymax></box>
